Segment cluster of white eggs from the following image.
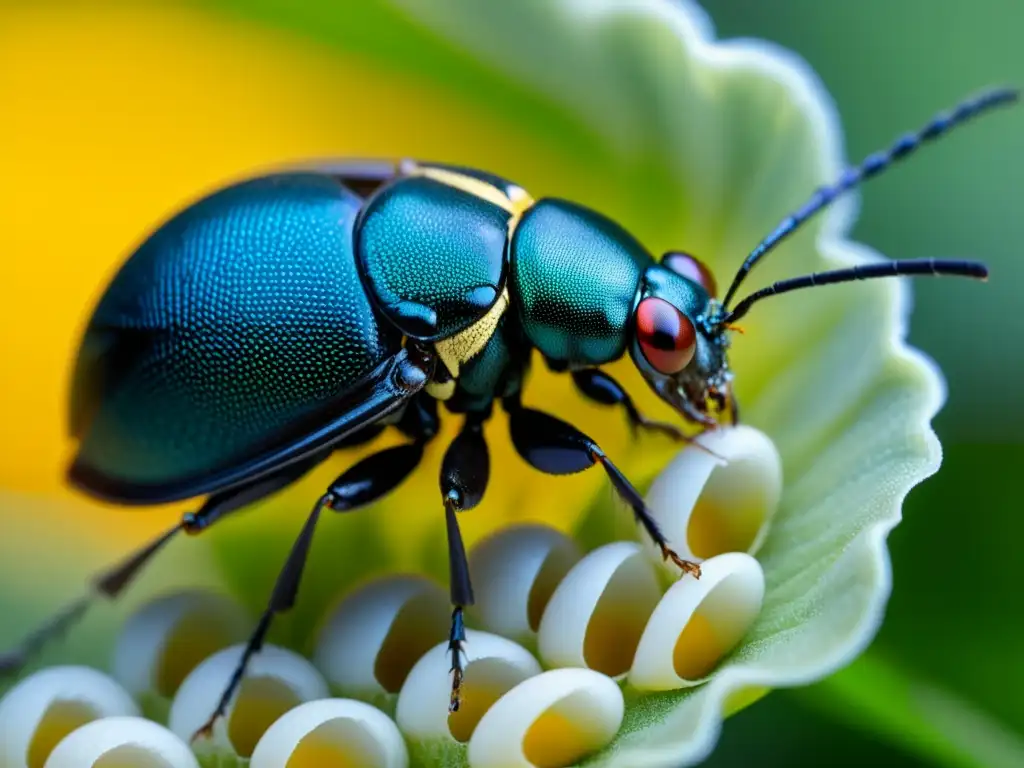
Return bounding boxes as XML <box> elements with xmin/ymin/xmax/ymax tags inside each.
<box><xmin>0</xmin><ymin>426</ymin><xmax>781</xmax><ymax>768</ymax></box>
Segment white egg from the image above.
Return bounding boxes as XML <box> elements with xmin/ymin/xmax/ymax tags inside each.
<box><xmin>249</xmin><ymin>698</ymin><xmax>407</xmax><ymax>768</ymax></box>
<box><xmin>0</xmin><ymin>666</ymin><xmax>138</xmax><ymax>768</ymax></box>
<box><xmin>468</xmin><ymin>524</ymin><xmax>581</xmax><ymax>646</ymax></box>
<box><xmin>111</xmin><ymin>590</ymin><xmax>249</xmax><ymax>701</ymax></box>
<box><xmin>43</xmin><ymin>716</ymin><xmax>199</xmax><ymax>768</ymax></box>
<box><xmin>313</xmin><ymin>575</ymin><xmax>449</xmax><ymax>701</ymax></box>
<box><xmin>395</xmin><ymin>630</ymin><xmax>541</xmax><ymax>744</ymax></box>
<box><xmin>467</xmin><ymin>668</ymin><xmax>624</xmax><ymax>768</ymax></box>
<box><xmin>536</xmin><ymin>541</ymin><xmax>661</xmax><ymax>679</ymax></box>
<box><xmin>168</xmin><ymin>642</ymin><xmax>329</xmax><ymax>760</ymax></box>
<box><xmin>630</xmin><ymin>552</ymin><xmax>765</xmax><ymax>690</ymax></box>
<box><xmin>643</xmin><ymin>425</ymin><xmax>782</xmax><ymax>577</ymax></box>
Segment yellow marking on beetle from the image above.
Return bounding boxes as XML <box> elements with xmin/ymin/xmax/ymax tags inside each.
<box><xmin>407</xmin><ymin>162</ymin><xmax>534</xmax><ymax>260</ymax></box>
<box><xmin>413</xmin><ymin>166</ymin><xmax>517</xmax><ymax>213</ymax></box>
<box><xmin>408</xmin><ymin>164</ymin><xmax>535</xmax><ymax>217</ymax></box>
<box><xmin>506</xmin><ymin>183</ymin><xmax>533</xmax><ymax>210</ymax></box>
<box><xmin>435</xmin><ymin>287</ymin><xmax>510</xmax><ymax>379</ymax></box>
<box><xmin>426</xmin><ymin>378</ymin><xmax>457</xmax><ymax>401</ymax></box>
<box><xmin>505</xmin><ymin>185</ymin><xmax>533</xmax><ymax>242</ymax></box>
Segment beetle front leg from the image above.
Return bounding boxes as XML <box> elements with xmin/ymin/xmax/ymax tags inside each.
<box><xmin>572</xmin><ymin>368</ymin><xmax>693</xmax><ymax>441</ymax></box>
<box><xmin>505</xmin><ymin>400</ymin><xmax>701</xmax><ymax>579</ymax></box>
<box><xmin>571</xmin><ymin>369</ymin><xmax>723</xmax><ymax>460</ymax></box>
<box><xmin>439</xmin><ymin>414</ymin><xmax>489</xmax><ymax>712</ymax></box>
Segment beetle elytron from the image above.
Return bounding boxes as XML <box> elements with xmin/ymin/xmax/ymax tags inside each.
<box><xmin>1</xmin><ymin>86</ymin><xmax>1015</xmax><ymax>738</ymax></box>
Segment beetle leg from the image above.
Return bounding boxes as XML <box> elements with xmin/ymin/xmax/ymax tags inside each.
<box><xmin>444</xmin><ymin>498</ymin><xmax>472</xmax><ymax>713</ymax></box>
<box><xmin>439</xmin><ymin>414</ymin><xmax>489</xmax><ymax>713</ymax></box>
<box><xmin>504</xmin><ymin>402</ymin><xmax>702</xmax><ymax>580</ymax></box>
<box><xmin>571</xmin><ymin>368</ymin><xmax>720</xmax><ymax>448</ymax></box>
<box><xmin>0</xmin><ymin>522</ymin><xmax>179</xmax><ymax>676</ymax></box>
<box><xmin>0</xmin><ymin>457</ymin><xmax>323</xmax><ymax>677</ymax></box>
<box><xmin>191</xmin><ymin>435</ymin><xmax>434</xmax><ymax>741</ymax></box>
<box><xmin>572</xmin><ymin>368</ymin><xmax>675</xmax><ymax>438</ymax></box>
<box><xmin>191</xmin><ymin>493</ymin><xmax>329</xmax><ymax>741</ymax></box>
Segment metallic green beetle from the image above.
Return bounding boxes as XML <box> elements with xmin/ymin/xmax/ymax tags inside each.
<box><xmin>1</xmin><ymin>87</ymin><xmax>1014</xmax><ymax>741</ymax></box>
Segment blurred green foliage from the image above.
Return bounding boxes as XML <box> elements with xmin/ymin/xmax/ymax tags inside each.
<box><xmin>700</xmin><ymin>1</ymin><xmax>1022</xmax><ymax>765</ymax></box>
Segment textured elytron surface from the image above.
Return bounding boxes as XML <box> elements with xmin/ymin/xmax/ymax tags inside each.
<box><xmin>510</xmin><ymin>199</ymin><xmax>653</xmax><ymax>365</ymax></box>
<box><xmin>355</xmin><ymin>176</ymin><xmax>510</xmax><ymax>341</ymax></box>
<box><xmin>71</xmin><ymin>173</ymin><xmax>400</xmax><ymax>489</ymax></box>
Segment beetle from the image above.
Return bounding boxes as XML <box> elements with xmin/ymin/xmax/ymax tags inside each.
<box><xmin>1</xmin><ymin>86</ymin><xmax>1015</xmax><ymax>739</ymax></box>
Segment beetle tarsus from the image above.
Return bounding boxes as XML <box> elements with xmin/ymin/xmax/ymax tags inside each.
<box><xmin>448</xmin><ymin>607</ymin><xmax>467</xmax><ymax>714</ymax></box>
<box><xmin>449</xmin><ymin>667</ymin><xmax>464</xmax><ymax>713</ymax></box>
<box><xmin>662</xmin><ymin>544</ymin><xmax>702</xmax><ymax>579</ymax></box>
<box><xmin>1</xmin><ymin>460</ymin><xmax>329</xmax><ymax>680</ymax></box>
<box><xmin>191</xmin><ymin>718</ymin><xmax>217</xmax><ymax>744</ymax></box>
<box><xmin>0</xmin><ymin>597</ymin><xmax>89</xmax><ymax>675</ymax></box>
<box><xmin>190</xmin><ymin>616</ymin><xmax>266</xmax><ymax>742</ymax></box>
<box><xmin>635</xmin><ymin>416</ymin><xmax>726</xmax><ymax>460</ymax></box>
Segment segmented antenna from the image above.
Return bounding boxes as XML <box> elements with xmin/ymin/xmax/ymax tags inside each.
<box><xmin>720</xmin><ymin>87</ymin><xmax>1018</xmax><ymax>310</ymax></box>
<box><xmin>721</xmin><ymin>259</ymin><xmax>988</xmax><ymax>324</ymax></box>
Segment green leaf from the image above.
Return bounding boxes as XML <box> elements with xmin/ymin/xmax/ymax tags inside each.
<box><xmin>800</xmin><ymin>652</ymin><xmax>1024</xmax><ymax>768</ymax></box>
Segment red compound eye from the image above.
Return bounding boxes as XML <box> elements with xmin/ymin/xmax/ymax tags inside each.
<box><xmin>635</xmin><ymin>297</ymin><xmax>697</xmax><ymax>374</ymax></box>
<box><xmin>662</xmin><ymin>251</ymin><xmax>717</xmax><ymax>297</ymax></box>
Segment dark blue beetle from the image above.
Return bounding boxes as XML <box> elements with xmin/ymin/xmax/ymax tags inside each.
<box><xmin>2</xmin><ymin>87</ymin><xmax>1014</xmax><ymax>738</ymax></box>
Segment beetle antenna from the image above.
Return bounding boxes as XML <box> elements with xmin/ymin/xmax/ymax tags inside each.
<box><xmin>720</xmin><ymin>86</ymin><xmax>1018</xmax><ymax>310</ymax></box>
<box><xmin>719</xmin><ymin>259</ymin><xmax>987</xmax><ymax>324</ymax></box>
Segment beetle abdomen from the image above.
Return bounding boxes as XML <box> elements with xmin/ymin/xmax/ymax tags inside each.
<box><xmin>510</xmin><ymin>199</ymin><xmax>653</xmax><ymax>366</ymax></box>
<box><xmin>355</xmin><ymin>175</ymin><xmax>512</xmax><ymax>341</ymax></box>
<box><xmin>71</xmin><ymin>173</ymin><xmax>400</xmax><ymax>491</ymax></box>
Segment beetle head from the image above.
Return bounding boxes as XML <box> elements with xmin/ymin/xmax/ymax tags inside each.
<box><xmin>629</xmin><ymin>253</ymin><xmax>734</xmax><ymax>427</ymax></box>
<box><xmin>627</xmin><ymin>89</ymin><xmax>1018</xmax><ymax>426</ymax></box>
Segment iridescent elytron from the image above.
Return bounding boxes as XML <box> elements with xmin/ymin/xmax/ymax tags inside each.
<box><xmin>1</xmin><ymin>87</ymin><xmax>1015</xmax><ymax>740</ymax></box>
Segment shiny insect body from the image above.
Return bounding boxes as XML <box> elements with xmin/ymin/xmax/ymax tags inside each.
<box><xmin>1</xmin><ymin>87</ymin><xmax>1015</xmax><ymax>740</ymax></box>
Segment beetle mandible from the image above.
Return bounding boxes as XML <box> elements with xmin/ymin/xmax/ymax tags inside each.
<box><xmin>1</xmin><ymin>86</ymin><xmax>1016</xmax><ymax>739</ymax></box>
